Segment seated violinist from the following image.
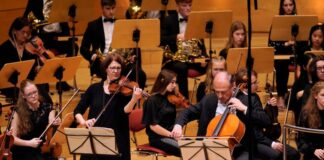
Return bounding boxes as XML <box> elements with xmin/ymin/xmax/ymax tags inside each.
<box><xmin>10</xmin><ymin>79</ymin><xmax>61</xmax><ymax>160</ymax></box>
<box><xmin>142</xmin><ymin>69</ymin><xmax>187</xmax><ymax>157</ymax></box>
<box><xmin>171</xmin><ymin>71</ymin><xmax>270</xmax><ymax>159</ymax></box>
<box><xmin>237</xmin><ymin>68</ymin><xmax>300</xmax><ymax>160</ymax></box>
<box><xmin>73</xmin><ymin>53</ymin><xmax>142</xmax><ymax>160</ymax></box>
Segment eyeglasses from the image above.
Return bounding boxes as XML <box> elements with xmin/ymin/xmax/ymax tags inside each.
<box><xmin>109</xmin><ymin>66</ymin><xmax>121</xmax><ymax>71</ymax></box>
<box><xmin>25</xmin><ymin>90</ymin><xmax>38</xmax><ymax>98</ymax></box>
<box><xmin>316</xmin><ymin>66</ymin><xmax>324</xmax><ymax>72</ymax></box>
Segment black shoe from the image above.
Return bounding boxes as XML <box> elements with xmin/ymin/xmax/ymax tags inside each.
<box><xmin>56</xmin><ymin>81</ymin><xmax>73</xmax><ymax>91</ymax></box>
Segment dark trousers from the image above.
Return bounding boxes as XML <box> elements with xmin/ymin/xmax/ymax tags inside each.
<box><xmin>256</xmin><ymin>143</ymin><xmax>300</xmax><ymax>160</ymax></box>
<box><xmin>275</xmin><ymin>60</ymin><xmax>290</xmax><ymax>97</ymax></box>
<box><xmin>150</xmin><ymin>137</ymin><xmax>181</xmax><ymax>157</ymax></box>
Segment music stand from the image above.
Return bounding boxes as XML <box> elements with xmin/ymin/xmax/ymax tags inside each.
<box><xmin>226</xmin><ymin>47</ymin><xmax>274</xmax><ymax>74</ymax></box>
<box><xmin>185</xmin><ymin>11</ymin><xmax>232</xmax><ymax>59</ymax></box>
<box><xmin>304</xmin><ymin>50</ymin><xmax>324</xmax><ymax>56</ymax></box>
<box><xmin>141</xmin><ymin>0</ymin><xmax>176</xmax><ymax>17</ymax></box>
<box><xmin>178</xmin><ymin>137</ymin><xmax>231</xmax><ymax>160</ymax></box>
<box><xmin>33</xmin><ymin>56</ymin><xmax>82</xmax><ymax>110</ymax></box>
<box><xmin>270</xmin><ymin>15</ymin><xmax>317</xmax><ymax>78</ymax></box>
<box><xmin>0</xmin><ymin>60</ymin><xmax>35</xmax><ymax>103</ymax></box>
<box><xmin>64</xmin><ymin>127</ymin><xmax>119</xmax><ymax>160</ymax></box>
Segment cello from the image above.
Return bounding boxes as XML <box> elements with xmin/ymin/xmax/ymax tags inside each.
<box><xmin>206</xmin><ymin>85</ymin><xmax>246</xmax><ymax>150</ymax></box>
<box><xmin>0</xmin><ymin>108</ymin><xmax>15</xmax><ymax>160</ymax></box>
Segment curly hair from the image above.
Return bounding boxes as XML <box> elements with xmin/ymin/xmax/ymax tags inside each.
<box><xmin>301</xmin><ymin>81</ymin><xmax>324</xmax><ymax>128</ymax></box>
<box><xmin>16</xmin><ymin>80</ymin><xmax>41</xmax><ymax>136</ymax></box>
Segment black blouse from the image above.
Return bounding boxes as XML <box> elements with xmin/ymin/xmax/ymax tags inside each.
<box><xmin>142</xmin><ymin>93</ymin><xmax>177</xmax><ymax>141</ymax></box>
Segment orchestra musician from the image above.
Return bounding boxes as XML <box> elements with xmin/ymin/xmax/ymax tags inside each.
<box><xmin>171</xmin><ymin>71</ymin><xmax>270</xmax><ymax>159</ymax></box>
<box><xmin>219</xmin><ymin>21</ymin><xmax>247</xmax><ymax>59</ymax></box>
<box><xmin>23</xmin><ymin>0</ymin><xmax>79</xmax><ymax>91</ymax></box>
<box><xmin>298</xmin><ymin>81</ymin><xmax>324</xmax><ymax>160</ymax></box>
<box><xmin>301</xmin><ymin>55</ymin><xmax>324</xmax><ymax>108</ymax></box>
<box><xmin>196</xmin><ymin>56</ymin><xmax>227</xmax><ymax>102</ymax></box>
<box><xmin>80</xmin><ymin>0</ymin><xmax>146</xmax><ymax>88</ymax></box>
<box><xmin>142</xmin><ymin>69</ymin><xmax>182</xmax><ymax>157</ymax></box>
<box><xmin>289</xmin><ymin>24</ymin><xmax>324</xmax><ymax>124</ymax></box>
<box><xmin>10</xmin><ymin>79</ymin><xmax>61</xmax><ymax>160</ymax></box>
<box><xmin>73</xmin><ymin>53</ymin><xmax>142</xmax><ymax>160</ymax></box>
<box><xmin>0</xmin><ymin>17</ymin><xmax>53</xmax><ymax>104</ymax></box>
<box><xmin>160</xmin><ymin>0</ymin><xmax>207</xmax><ymax>99</ymax></box>
<box><xmin>268</xmin><ymin>0</ymin><xmax>308</xmax><ymax>109</ymax></box>
<box><xmin>237</xmin><ymin>69</ymin><xmax>300</xmax><ymax>160</ymax></box>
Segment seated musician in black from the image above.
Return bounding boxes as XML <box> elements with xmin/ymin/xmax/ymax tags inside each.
<box><xmin>0</xmin><ymin>17</ymin><xmax>52</xmax><ymax>104</ymax></box>
<box><xmin>236</xmin><ymin>68</ymin><xmax>300</xmax><ymax>160</ymax></box>
<box><xmin>24</xmin><ymin>0</ymin><xmax>79</xmax><ymax>91</ymax></box>
<box><xmin>10</xmin><ymin>79</ymin><xmax>60</xmax><ymax>160</ymax></box>
<box><xmin>160</xmin><ymin>0</ymin><xmax>207</xmax><ymax>98</ymax></box>
<box><xmin>171</xmin><ymin>71</ymin><xmax>270</xmax><ymax>159</ymax></box>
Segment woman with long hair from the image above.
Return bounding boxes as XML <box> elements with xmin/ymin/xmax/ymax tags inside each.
<box><xmin>142</xmin><ymin>69</ymin><xmax>181</xmax><ymax>157</ymax></box>
<box><xmin>10</xmin><ymin>79</ymin><xmax>60</xmax><ymax>160</ymax></box>
<box><xmin>298</xmin><ymin>81</ymin><xmax>324</xmax><ymax>160</ymax></box>
<box><xmin>219</xmin><ymin>20</ymin><xmax>247</xmax><ymax>59</ymax></box>
<box><xmin>196</xmin><ymin>56</ymin><xmax>226</xmax><ymax>102</ymax></box>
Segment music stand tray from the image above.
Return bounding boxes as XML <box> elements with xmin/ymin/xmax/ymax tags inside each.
<box><xmin>185</xmin><ymin>11</ymin><xmax>232</xmax><ymax>40</ymax></box>
<box><xmin>226</xmin><ymin>47</ymin><xmax>274</xmax><ymax>74</ymax></box>
<box><xmin>304</xmin><ymin>50</ymin><xmax>324</xmax><ymax>56</ymax></box>
<box><xmin>178</xmin><ymin>137</ymin><xmax>232</xmax><ymax>160</ymax></box>
<box><xmin>270</xmin><ymin>15</ymin><xmax>318</xmax><ymax>41</ymax></box>
<box><xmin>64</xmin><ymin>127</ymin><xmax>119</xmax><ymax>156</ymax></box>
<box><xmin>111</xmin><ymin>19</ymin><xmax>160</xmax><ymax>49</ymax></box>
<box><xmin>33</xmin><ymin>56</ymin><xmax>82</xmax><ymax>84</ymax></box>
<box><xmin>0</xmin><ymin>60</ymin><xmax>35</xmax><ymax>89</ymax></box>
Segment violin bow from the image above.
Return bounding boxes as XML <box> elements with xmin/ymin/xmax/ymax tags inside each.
<box><xmin>39</xmin><ymin>89</ymin><xmax>80</xmax><ymax>139</ymax></box>
<box><xmin>94</xmin><ymin>69</ymin><xmax>133</xmax><ymax>125</ymax></box>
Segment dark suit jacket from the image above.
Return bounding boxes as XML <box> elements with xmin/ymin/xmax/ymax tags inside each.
<box><xmin>176</xmin><ymin>91</ymin><xmax>270</xmax><ymax>151</ymax></box>
<box><xmin>160</xmin><ymin>13</ymin><xmax>207</xmax><ymax>58</ymax></box>
<box><xmin>24</xmin><ymin>0</ymin><xmax>44</xmax><ymax>20</ymax></box>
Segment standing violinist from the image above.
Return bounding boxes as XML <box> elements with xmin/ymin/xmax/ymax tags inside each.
<box><xmin>10</xmin><ymin>79</ymin><xmax>61</xmax><ymax>160</ymax></box>
<box><xmin>142</xmin><ymin>69</ymin><xmax>182</xmax><ymax>157</ymax></box>
<box><xmin>171</xmin><ymin>71</ymin><xmax>270</xmax><ymax>159</ymax></box>
<box><xmin>74</xmin><ymin>53</ymin><xmax>142</xmax><ymax>160</ymax></box>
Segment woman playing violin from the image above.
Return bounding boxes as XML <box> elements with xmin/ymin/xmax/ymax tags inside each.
<box><xmin>74</xmin><ymin>53</ymin><xmax>142</xmax><ymax>160</ymax></box>
<box><xmin>142</xmin><ymin>69</ymin><xmax>182</xmax><ymax>157</ymax></box>
<box><xmin>10</xmin><ymin>79</ymin><xmax>61</xmax><ymax>160</ymax></box>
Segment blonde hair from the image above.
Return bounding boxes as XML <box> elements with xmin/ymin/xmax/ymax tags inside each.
<box><xmin>204</xmin><ymin>56</ymin><xmax>226</xmax><ymax>94</ymax></box>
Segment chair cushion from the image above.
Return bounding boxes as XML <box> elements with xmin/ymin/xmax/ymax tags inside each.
<box><xmin>137</xmin><ymin>143</ymin><xmax>168</xmax><ymax>155</ymax></box>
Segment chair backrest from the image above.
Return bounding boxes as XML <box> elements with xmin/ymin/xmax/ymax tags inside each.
<box><xmin>129</xmin><ymin>108</ymin><xmax>146</xmax><ymax>132</ymax></box>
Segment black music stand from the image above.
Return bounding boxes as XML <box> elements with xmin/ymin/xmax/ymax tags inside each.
<box><xmin>270</xmin><ymin>15</ymin><xmax>318</xmax><ymax>78</ymax></box>
<box><xmin>0</xmin><ymin>60</ymin><xmax>35</xmax><ymax>103</ymax></box>
<box><xmin>141</xmin><ymin>0</ymin><xmax>177</xmax><ymax>17</ymax></box>
<box><xmin>226</xmin><ymin>47</ymin><xmax>274</xmax><ymax>74</ymax></box>
<box><xmin>33</xmin><ymin>56</ymin><xmax>82</xmax><ymax>110</ymax></box>
<box><xmin>185</xmin><ymin>11</ymin><xmax>232</xmax><ymax>60</ymax></box>
<box><xmin>178</xmin><ymin>137</ymin><xmax>232</xmax><ymax>160</ymax></box>
<box><xmin>64</xmin><ymin>127</ymin><xmax>119</xmax><ymax>160</ymax></box>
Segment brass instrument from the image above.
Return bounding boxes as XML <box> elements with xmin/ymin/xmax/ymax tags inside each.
<box><xmin>163</xmin><ymin>39</ymin><xmax>204</xmax><ymax>63</ymax></box>
<box><xmin>27</xmin><ymin>0</ymin><xmax>52</xmax><ymax>28</ymax></box>
<box><xmin>127</xmin><ymin>0</ymin><xmax>146</xmax><ymax>19</ymax></box>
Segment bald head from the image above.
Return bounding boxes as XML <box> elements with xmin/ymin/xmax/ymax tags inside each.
<box><xmin>213</xmin><ymin>71</ymin><xmax>234</xmax><ymax>103</ymax></box>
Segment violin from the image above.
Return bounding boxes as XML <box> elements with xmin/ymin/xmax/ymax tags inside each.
<box><xmin>25</xmin><ymin>36</ymin><xmax>55</xmax><ymax>64</ymax></box>
<box><xmin>108</xmin><ymin>76</ymin><xmax>150</xmax><ymax>97</ymax></box>
<box><xmin>206</xmin><ymin>84</ymin><xmax>246</xmax><ymax>150</ymax></box>
<box><xmin>167</xmin><ymin>87</ymin><xmax>190</xmax><ymax>108</ymax></box>
<box><xmin>41</xmin><ymin>103</ymin><xmax>62</xmax><ymax>157</ymax></box>
<box><xmin>0</xmin><ymin>108</ymin><xmax>15</xmax><ymax>160</ymax></box>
